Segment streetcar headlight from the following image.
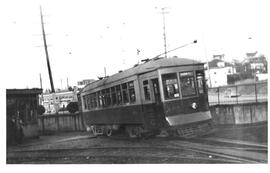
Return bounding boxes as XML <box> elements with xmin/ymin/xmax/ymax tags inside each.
<box><xmin>165</xmin><ymin>117</ymin><xmax>172</xmax><ymax>125</ymax></box>
<box><xmin>191</xmin><ymin>102</ymin><xmax>198</xmax><ymax>109</ymax></box>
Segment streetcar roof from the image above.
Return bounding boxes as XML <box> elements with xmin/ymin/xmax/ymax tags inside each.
<box><xmin>81</xmin><ymin>57</ymin><xmax>203</xmax><ymax>93</ymax></box>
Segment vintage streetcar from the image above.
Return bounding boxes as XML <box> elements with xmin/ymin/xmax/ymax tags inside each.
<box><xmin>79</xmin><ymin>57</ymin><xmax>212</xmax><ymax>138</ymax></box>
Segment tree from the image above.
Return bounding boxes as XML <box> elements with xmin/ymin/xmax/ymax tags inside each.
<box><xmin>67</xmin><ymin>102</ymin><xmax>79</xmax><ymax>113</ymax></box>
<box><xmin>68</xmin><ymin>86</ymin><xmax>73</xmax><ymax>91</ymax></box>
<box><xmin>37</xmin><ymin>105</ymin><xmax>45</xmax><ymax>115</ymax></box>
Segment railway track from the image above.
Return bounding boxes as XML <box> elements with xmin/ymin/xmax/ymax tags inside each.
<box><xmin>7</xmin><ymin>143</ymin><xmax>264</xmax><ymax>164</ymax></box>
<box><xmin>7</xmin><ymin>132</ymin><xmax>267</xmax><ymax>164</ymax></box>
<box><xmin>167</xmin><ymin>139</ymin><xmax>267</xmax><ymax>163</ymax></box>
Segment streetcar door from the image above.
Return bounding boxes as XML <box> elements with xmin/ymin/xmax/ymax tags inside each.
<box><xmin>151</xmin><ymin>78</ymin><xmax>161</xmax><ymax>105</ymax></box>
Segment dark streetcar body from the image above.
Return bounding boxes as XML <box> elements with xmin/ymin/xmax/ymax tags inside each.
<box><xmin>79</xmin><ymin>57</ymin><xmax>212</xmax><ymax>137</ymax></box>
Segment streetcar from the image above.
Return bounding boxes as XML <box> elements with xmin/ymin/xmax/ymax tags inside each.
<box><xmin>79</xmin><ymin>57</ymin><xmax>212</xmax><ymax>138</ymax></box>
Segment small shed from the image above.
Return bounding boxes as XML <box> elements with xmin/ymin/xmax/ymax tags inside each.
<box><xmin>7</xmin><ymin>88</ymin><xmax>42</xmax><ymax>144</ymax></box>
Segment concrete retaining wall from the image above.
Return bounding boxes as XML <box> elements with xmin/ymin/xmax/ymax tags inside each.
<box><xmin>38</xmin><ymin>113</ymin><xmax>85</xmax><ymax>134</ymax></box>
<box><xmin>37</xmin><ymin>102</ymin><xmax>267</xmax><ymax>133</ymax></box>
<box><xmin>210</xmin><ymin>102</ymin><xmax>267</xmax><ymax>125</ymax></box>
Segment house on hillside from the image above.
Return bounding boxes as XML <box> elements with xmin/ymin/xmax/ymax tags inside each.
<box><xmin>242</xmin><ymin>51</ymin><xmax>268</xmax><ymax>74</ymax></box>
<box><xmin>206</xmin><ymin>54</ymin><xmax>236</xmax><ymax>87</ymax></box>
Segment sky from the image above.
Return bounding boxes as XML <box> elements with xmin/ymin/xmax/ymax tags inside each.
<box><xmin>1</xmin><ymin>0</ymin><xmax>269</xmax><ymax>90</ymax></box>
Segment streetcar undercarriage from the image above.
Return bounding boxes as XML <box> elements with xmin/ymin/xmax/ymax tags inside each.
<box><xmin>86</xmin><ymin>119</ymin><xmax>213</xmax><ymax>139</ymax></box>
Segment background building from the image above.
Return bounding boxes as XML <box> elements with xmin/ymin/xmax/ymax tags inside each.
<box><xmin>242</xmin><ymin>51</ymin><xmax>268</xmax><ymax>74</ymax></box>
<box><xmin>77</xmin><ymin>79</ymin><xmax>96</xmax><ymax>88</ymax></box>
<box><xmin>41</xmin><ymin>89</ymin><xmax>79</xmax><ymax>114</ymax></box>
<box><xmin>206</xmin><ymin>54</ymin><xmax>236</xmax><ymax>87</ymax></box>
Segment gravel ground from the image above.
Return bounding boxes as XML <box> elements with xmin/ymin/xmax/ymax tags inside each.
<box><xmin>208</xmin><ymin>122</ymin><xmax>267</xmax><ymax>144</ymax></box>
<box><xmin>6</xmin><ymin>122</ymin><xmax>267</xmax><ymax>164</ymax></box>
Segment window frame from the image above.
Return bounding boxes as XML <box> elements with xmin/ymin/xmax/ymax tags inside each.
<box><xmin>196</xmin><ymin>70</ymin><xmax>206</xmax><ymax>94</ymax></box>
<box><xmin>143</xmin><ymin>80</ymin><xmax>151</xmax><ymax>101</ymax></box>
<box><xmin>111</xmin><ymin>86</ymin><xmax>117</xmax><ymax>105</ymax></box>
<box><xmin>161</xmin><ymin>73</ymin><xmax>180</xmax><ymax>100</ymax></box>
<box><xmin>121</xmin><ymin>83</ymin><xmax>129</xmax><ymax>104</ymax></box>
<box><xmin>179</xmin><ymin>71</ymin><xmax>197</xmax><ymax>97</ymax></box>
<box><xmin>82</xmin><ymin>80</ymin><xmax>137</xmax><ymax>109</ymax></box>
<box><xmin>128</xmin><ymin>81</ymin><xmax>136</xmax><ymax>103</ymax></box>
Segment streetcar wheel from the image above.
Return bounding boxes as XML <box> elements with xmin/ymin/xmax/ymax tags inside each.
<box><xmin>126</xmin><ymin>126</ymin><xmax>141</xmax><ymax>138</ymax></box>
<box><xmin>91</xmin><ymin>126</ymin><xmax>97</xmax><ymax>136</ymax></box>
<box><xmin>105</xmin><ymin>128</ymin><xmax>113</xmax><ymax>137</ymax></box>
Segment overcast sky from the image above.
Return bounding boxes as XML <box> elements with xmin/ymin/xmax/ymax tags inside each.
<box><xmin>1</xmin><ymin>0</ymin><xmax>269</xmax><ymax>90</ymax></box>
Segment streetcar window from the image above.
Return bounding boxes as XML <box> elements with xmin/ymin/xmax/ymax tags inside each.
<box><xmin>111</xmin><ymin>87</ymin><xmax>117</xmax><ymax>105</ymax></box>
<box><xmin>121</xmin><ymin>83</ymin><xmax>129</xmax><ymax>103</ymax></box>
<box><xmin>93</xmin><ymin>93</ymin><xmax>97</xmax><ymax>108</ymax></box>
<box><xmin>90</xmin><ymin>93</ymin><xmax>97</xmax><ymax>109</ymax></box>
<box><xmin>128</xmin><ymin>81</ymin><xmax>136</xmax><ymax>103</ymax></box>
<box><xmin>84</xmin><ymin>95</ymin><xmax>87</xmax><ymax>109</ymax></box>
<box><xmin>196</xmin><ymin>71</ymin><xmax>205</xmax><ymax>94</ymax></box>
<box><xmin>85</xmin><ymin>94</ymin><xmax>90</xmax><ymax>110</ymax></box>
<box><xmin>89</xmin><ymin>94</ymin><xmax>93</xmax><ymax>109</ymax></box>
<box><xmin>97</xmin><ymin>91</ymin><xmax>103</xmax><ymax>107</ymax></box>
<box><xmin>88</xmin><ymin>94</ymin><xmax>91</xmax><ymax>109</ymax></box>
<box><xmin>90</xmin><ymin>94</ymin><xmax>93</xmax><ymax>109</ymax></box>
<box><xmin>83</xmin><ymin>95</ymin><xmax>87</xmax><ymax>109</ymax></box>
<box><xmin>162</xmin><ymin>73</ymin><xmax>180</xmax><ymax>100</ymax></box>
<box><xmin>101</xmin><ymin>89</ymin><xmax>106</xmax><ymax>107</ymax></box>
<box><xmin>116</xmin><ymin>85</ymin><xmax>122</xmax><ymax>105</ymax></box>
<box><xmin>143</xmin><ymin>80</ymin><xmax>151</xmax><ymax>101</ymax></box>
<box><xmin>105</xmin><ymin>88</ymin><xmax>111</xmax><ymax>106</ymax></box>
<box><xmin>180</xmin><ymin>71</ymin><xmax>196</xmax><ymax>97</ymax></box>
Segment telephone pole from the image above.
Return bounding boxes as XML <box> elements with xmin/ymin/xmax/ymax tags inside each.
<box><xmin>160</xmin><ymin>7</ymin><xmax>169</xmax><ymax>58</ymax></box>
<box><xmin>39</xmin><ymin>73</ymin><xmax>44</xmax><ymax>104</ymax></box>
<box><xmin>40</xmin><ymin>6</ymin><xmax>55</xmax><ymax>93</ymax></box>
<box><xmin>39</xmin><ymin>73</ymin><xmax>43</xmax><ymax>89</ymax></box>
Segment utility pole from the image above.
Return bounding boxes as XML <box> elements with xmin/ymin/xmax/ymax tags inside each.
<box><xmin>202</xmin><ymin>33</ymin><xmax>212</xmax><ymax>88</ymax></box>
<box><xmin>104</xmin><ymin>67</ymin><xmax>107</xmax><ymax>77</ymax></box>
<box><xmin>39</xmin><ymin>73</ymin><xmax>43</xmax><ymax>89</ymax></box>
<box><xmin>160</xmin><ymin>7</ymin><xmax>169</xmax><ymax>58</ymax></box>
<box><xmin>137</xmin><ymin>49</ymin><xmax>140</xmax><ymax>64</ymax></box>
<box><xmin>40</xmin><ymin>6</ymin><xmax>55</xmax><ymax>93</ymax></box>
<box><xmin>39</xmin><ymin>73</ymin><xmax>43</xmax><ymax>104</ymax></box>
<box><xmin>67</xmin><ymin>78</ymin><xmax>69</xmax><ymax>89</ymax></box>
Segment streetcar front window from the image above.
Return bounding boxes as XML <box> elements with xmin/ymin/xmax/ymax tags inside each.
<box><xmin>180</xmin><ymin>71</ymin><xmax>196</xmax><ymax>97</ymax></box>
<box><xmin>162</xmin><ymin>73</ymin><xmax>180</xmax><ymax>100</ymax></box>
<box><xmin>196</xmin><ymin>70</ymin><xmax>205</xmax><ymax>94</ymax></box>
